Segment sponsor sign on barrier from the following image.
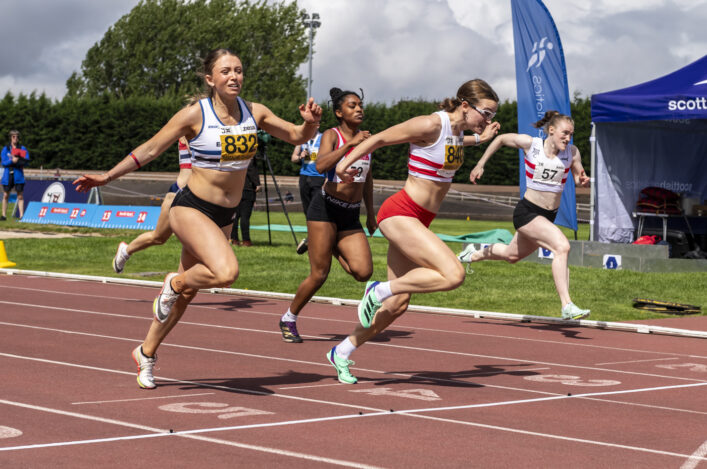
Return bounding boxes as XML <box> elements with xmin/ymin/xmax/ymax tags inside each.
<box><xmin>22</xmin><ymin>202</ymin><xmax>161</xmax><ymax>230</ymax></box>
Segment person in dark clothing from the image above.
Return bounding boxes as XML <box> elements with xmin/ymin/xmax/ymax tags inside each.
<box><xmin>231</xmin><ymin>158</ymin><xmax>260</xmax><ymax>246</ymax></box>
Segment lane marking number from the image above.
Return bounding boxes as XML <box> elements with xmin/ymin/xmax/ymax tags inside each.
<box><xmin>159</xmin><ymin>402</ymin><xmax>274</xmax><ymax>419</ymax></box>
<box><xmin>524</xmin><ymin>374</ymin><xmax>621</xmax><ymax>386</ymax></box>
<box><xmin>349</xmin><ymin>388</ymin><xmax>441</xmax><ymax>401</ymax></box>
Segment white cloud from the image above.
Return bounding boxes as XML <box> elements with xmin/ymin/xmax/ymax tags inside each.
<box><xmin>1</xmin><ymin>0</ymin><xmax>705</xmax><ymax>104</ymax></box>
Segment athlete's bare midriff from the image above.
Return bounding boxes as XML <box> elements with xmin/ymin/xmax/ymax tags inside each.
<box><xmin>403</xmin><ymin>175</ymin><xmax>451</xmax><ymax>214</ymax></box>
<box><xmin>187</xmin><ymin>166</ymin><xmax>247</xmax><ymax>207</ymax></box>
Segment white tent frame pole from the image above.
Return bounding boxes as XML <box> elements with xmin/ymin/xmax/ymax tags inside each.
<box><xmin>589</xmin><ymin>122</ymin><xmax>597</xmax><ymax>242</ymax></box>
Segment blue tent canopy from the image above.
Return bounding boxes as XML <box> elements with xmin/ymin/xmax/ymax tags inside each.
<box><xmin>589</xmin><ymin>55</ymin><xmax>707</xmax><ymax>244</ymax></box>
<box><xmin>591</xmin><ymin>54</ymin><xmax>707</xmax><ymax>123</ymax></box>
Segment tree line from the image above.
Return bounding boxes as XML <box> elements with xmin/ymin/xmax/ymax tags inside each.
<box><xmin>0</xmin><ymin>0</ymin><xmax>592</xmax><ymax>185</ymax></box>
<box><xmin>0</xmin><ymin>91</ymin><xmax>591</xmax><ymax>185</ymax></box>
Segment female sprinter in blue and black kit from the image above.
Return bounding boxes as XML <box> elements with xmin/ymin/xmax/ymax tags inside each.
<box><xmin>75</xmin><ymin>48</ymin><xmax>322</xmax><ymax>389</ymax></box>
<box><xmin>278</xmin><ymin>87</ymin><xmax>376</xmax><ymax>351</ymax></box>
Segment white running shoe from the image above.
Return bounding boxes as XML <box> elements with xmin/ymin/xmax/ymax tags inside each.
<box><xmin>561</xmin><ymin>302</ymin><xmax>591</xmax><ymax>320</ymax></box>
<box><xmin>457</xmin><ymin>243</ymin><xmax>477</xmax><ymax>263</ymax></box>
<box><xmin>112</xmin><ymin>242</ymin><xmax>131</xmax><ymax>274</ymax></box>
<box><xmin>131</xmin><ymin>345</ymin><xmax>157</xmax><ymax>389</ymax></box>
<box><xmin>153</xmin><ymin>272</ymin><xmax>179</xmax><ymax>323</ymax></box>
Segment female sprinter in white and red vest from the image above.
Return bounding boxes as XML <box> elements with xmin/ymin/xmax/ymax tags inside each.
<box><xmin>462</xmin><ymin>110</ymin><xmax>591</xmax><ymax>320</ymax></box>
<box><xmin>326</xmin><ymin>79</ymin><xmax>500</xmax><ymax>384</ymax></box>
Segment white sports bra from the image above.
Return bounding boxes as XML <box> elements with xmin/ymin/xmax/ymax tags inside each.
<box><xmin>326</xmin><ymin>127</ymin><xmax>371</xmax><ymax>183</ymax></box>
<box><xmin>189</xmin><ymin>97</ymin><xmax>258</xmax><ymax>172</ymax></box>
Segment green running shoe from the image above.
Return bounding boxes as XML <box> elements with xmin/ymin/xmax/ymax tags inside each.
<box><xmin>561</xmin><ymin>302</ymin><xmax>590</xmax><ymax>320</ymax></box>
<box><xmin>326</xmin><ymin>347</ymin><xmax>358</xmax><ymax>384</ymax></box>
<box><xmin>358</xmin><ymin>281</ymin><xmax>382</xmax><ymax>328</ymax></box>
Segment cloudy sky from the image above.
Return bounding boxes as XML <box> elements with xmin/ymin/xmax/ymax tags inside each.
<box><xmin>1</xmin><ymin>0</ymin><xmax>705</xmax><ymax>104</ymax></box>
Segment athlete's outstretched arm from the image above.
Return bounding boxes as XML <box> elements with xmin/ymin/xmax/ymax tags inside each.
<box><xmin>469</xmin><ymin>133</ymin><xmax>532</xmax><ymax>184</ymax></box>
<box><xmin>253</xmin><ymin>98</ymin><xmax>322</xmax><ymax>146</ymax></box>
<box><xmin>73</xmin><ymin>105</ymin><xmax>201</xmax><ymax>192</ymax></box>
<box><xmin>335</xmin><ymin>114</ymin><xmax>440</xmax><ymax>183</ymax></box>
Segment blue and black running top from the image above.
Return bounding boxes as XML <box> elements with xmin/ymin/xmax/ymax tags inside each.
<box><xmin>299</xmin><ymin>132</ymin><xmax>324</xmax><ymax>177</ymax></box>
<box><xmin>189</xmin><ymin>97</ymin><xmax>258</xmax><ymax>172</ymax></box>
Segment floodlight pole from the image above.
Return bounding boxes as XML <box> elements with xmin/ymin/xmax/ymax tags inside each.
<box><xmin>302</xmin><ymin>12</ymin><xmax>321</xmax><ymax>98</ymax></box>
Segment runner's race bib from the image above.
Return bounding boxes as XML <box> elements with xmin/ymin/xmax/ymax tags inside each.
<box><xmin>220</xmin><ymin>131</ymin><xmax>258</xmax><ymax>163</ymax></box>
<box><xmin>439</xmin><ymin>135</ymin><xmax>464</xmax><ymax>178</ymax></box>
<box><xmin>532</xmin><ymin>157</ymin><xmax>565</xmax><ymax>186</ymax></box>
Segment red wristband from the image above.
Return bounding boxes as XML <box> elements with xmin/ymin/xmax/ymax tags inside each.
<box><xmin>130</xmin><ymin>152</ymin><xmax>141</xmax><ymax>169</ymax></box>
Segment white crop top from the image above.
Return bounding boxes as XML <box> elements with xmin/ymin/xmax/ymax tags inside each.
<box><xmin>408</xmin><ymin>111</ymin><xmax>464</xmax><ymax>183</ymax></box>
<box><xmin>326</xmin><ymin>127</ymin><xmax>371</xmax><ymax>183</ymax></box>
<box><xmin>524</xmin><ymin>137</ymin><xmax>572</xmax><ymax>193</ymax></box>
<box><xmin>189</xmin><ymin>97</ymin><xmax>258</xmax><ymax>172</ymax></box>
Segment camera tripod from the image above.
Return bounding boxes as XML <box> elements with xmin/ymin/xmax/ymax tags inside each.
<box><xmin>256</xmin><ymin>132</ymin><xmax>298</xmax><ymax>246</ymax></box>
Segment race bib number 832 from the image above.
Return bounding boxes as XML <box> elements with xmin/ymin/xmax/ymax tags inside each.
<box><xmin>220</xmin><ymin>133</ymin><xmax>258</xmax><ymax>162</ymax></box>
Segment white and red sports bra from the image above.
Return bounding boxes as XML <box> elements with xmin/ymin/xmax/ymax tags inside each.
<box><xmin>178</xmin><ymin>140</ymin><xmax>192</xmax><ymax>169</ymax></box>
<box><xmin>408</xmin><ymin>111</ymin><xmax>464</xmax><ymax>183</ymax></box>
<box><xmin>524</xmin><ymin>137</ymin><xmax>572</xmax><ymax>193</ymax></box>
<box><xmin>326</xmin><ymin>127</ymin><xmax>371</xmax><ymax>183</ymax></box>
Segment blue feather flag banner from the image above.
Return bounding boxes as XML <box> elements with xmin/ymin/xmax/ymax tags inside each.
<box><xmin>511</xmin><ymin>0</ymin><xmax>577</xmax><ymax>231</ymax></box>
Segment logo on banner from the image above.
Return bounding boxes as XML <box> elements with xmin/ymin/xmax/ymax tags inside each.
<box><xmin>51</xmin><ymin>207</ymin><xmax>69</xmax><ymax>214</ymax></box>
<box><xmin>70</xmin><ymin>208</ymin><xmax>80</xmax><ymax>219</ymax></box>
<box><xmin>41</xmin><ymin>182</ymin><xmax>66</xmax><ymax>203</ymax></box>
<box><xmin>538</xmin><ymin>247</ymin><xmax>554</xmax><ymax>259</ymax></box>
<box><xmin>101</xmin><ymin>210</ymin><xmax>112</xmax><ymax>222</ymax></box>
<box><xmin>137</xmin><ymin>212</ymin><xmax>148</xmax><ymax>223</ymax></box>
<box><xmin>116</xmin><ymin>211</ymin><xmax>135</xmax><ymax>218</ymax></box>
<box><xmin>39</xmin><ymin>206</ymin><xmax>48</xmax><ymax>218</ymax></box>
<box><xmin>526</xmin><ymin>37</ymin><xmax>554</xmax><ymax>71</ymax></box>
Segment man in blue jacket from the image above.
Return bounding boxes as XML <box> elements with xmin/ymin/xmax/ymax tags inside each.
<box><xmin>1</xmin><ymin>130</ymin><xmax>29</xmax><ymax>220</ymax></box>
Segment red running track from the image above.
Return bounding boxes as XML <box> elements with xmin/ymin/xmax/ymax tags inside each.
<box><xmin>0</xmin><ymin>274</ymin><xmax>706</xmax><ymax>468</ymax></box>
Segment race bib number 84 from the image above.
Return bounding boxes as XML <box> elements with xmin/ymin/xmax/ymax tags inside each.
<box><xmin>220</xmin><ymin>133</ymin><xmax>258</xmax><ymax>162</ymax></box>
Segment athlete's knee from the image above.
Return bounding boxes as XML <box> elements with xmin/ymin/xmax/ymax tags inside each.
<box><xmin>445</xmin><ymin>262</ymin><xmax>466</xmax><ymax>289</ymax></box>
<box><xmin>507</xmin><ymin>254</ymin><xmax>522</xmax><ymax>264</ymax></box>
<box><xmin>212</xmin><ymin>263</ymin><xmax>239</xmax><ymax>287</ymax></box>
<box><xmin>350</xmin><ymin>265</ymin><xmax>373</xmax><ymax>283</ymax></box>
<box><xmin>309</xmin><ymin>267</ymin><xmax>330</xmax><ymax>287</ymax></box>
<box><xmin>152</xmin><ymin>234</ymin><xmax>170</xmax><ymax>245</ymax></box>
<box><xmin>554</xmin><ymin>239</ymin><xmax>570</xmax><ymax>257</ymax></box>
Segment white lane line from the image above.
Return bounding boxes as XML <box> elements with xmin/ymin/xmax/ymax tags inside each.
<box><xmin>682</xmin><ymin>440</ymin><xmax>707</xmax><ymax>469</ymax></box>
<box><xmin>3</xmin><ymin>289</ymin><xmax>707</xmax><ymax>361</ymax></box>
<box><xmin>453</xmin><ymin>367</ymin><xmax>550</xmax><ymax>377</ymax></box>
<box><xmin>2</xmin><ymin>388</ymin><xmax>706</xmax><ymax>463</ymax></box>
<box><xmin>595</xmin><ymin>358</ymin><xmax>680</xmax><ymax>366</ymax></box>
<box><xmin>1</xmin><ymin>319</ymin><xmax>705</xmax><ymax>386</ymax></box>
<box><xmin>2</xmin><ymin>350</ymin><xmax>707</xmax><ymax>426</ymax></box>
<box><xmin>278</xmin><ymin>383</ymin><xmax>355</xmax><ymax>390</ymax></box>
<box><xmin>0</xmin><ymin>400</ymin><xmax>381</xmax><ymax>468</ymax></box>
<box><xmin>72</xmin><ymin>392</ymin><xmax>215</xmax><ymax>405</ymax></box>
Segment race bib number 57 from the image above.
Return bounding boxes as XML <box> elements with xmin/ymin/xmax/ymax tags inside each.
<box><xmin>220</xmin><ymin>133</ymin><xmax>258</xmax><ymax>162</ymax></box>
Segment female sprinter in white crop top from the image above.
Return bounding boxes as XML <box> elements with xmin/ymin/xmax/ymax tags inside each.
<box><xmin>322</xmin><ymin>79</ymin><xmax>500</xmax><ymax>384</ymax></box>
<box><xmin>74</xmin><ymin>48</ymin><xmax>322</xmax><ymax>389</ymax></box>
<box><xmin>464</xmin><ymin>110</ymin><xmax>591</xmax><ymax>320</ymax></box>
<box><xmin>278</xmin><ymin>87</ymin><xmax>376</xmax><ymax>353</ymax></box>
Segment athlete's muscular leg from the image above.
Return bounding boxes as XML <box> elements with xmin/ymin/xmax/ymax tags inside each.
<box><xmin>349</xmin><ymin>242</ymin><xmax>414</xmax><ymax>347</ymax></box>
<box><xmin>126</xmin><ymin>192</ymin><xmax>176</xmax><ymax>255</ymax></box>
<box><xmin>141</xmin><ymin>246</ymin><xmax>199</xmax><ymax>356</ymax></box>
<box><xmin>333</xmin><ymin>230</ymin><xmax>373</xmax><ymax>282</ymax></box>
<box><xmin>289</xmin><ymin>220</ymin><xmax>337</xmax><ymax>315</ymax></box>
<box><xmin>168</xmin><ymin>206</ymin><xmax>239</xmax><ymax>289</ymax></box>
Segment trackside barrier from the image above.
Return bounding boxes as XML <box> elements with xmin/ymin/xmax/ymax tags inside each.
<box><xmin>1</xmin><ymin>268</ymin><xmax>705</xmax><ymax>340</ymax></box>
<box><xmin>22</xmin><ymin>202</ymin><xmax>162</xmax><ymax>230</ymax></box>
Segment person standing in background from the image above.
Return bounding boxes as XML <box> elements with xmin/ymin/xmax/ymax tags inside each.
<box><xmin>1</xmin><ymin>130</ymin><xmax>29</xmax><ymax>220</ymax></box>
<box><xmin>230</xmin><ymin>157</ymin><xmax>260</xmax><ymax>246</ymax></box>
<box><xmin>291</xmin><ymin>130</ymin><xmax>325</xmax><ymax>254</ymax></box>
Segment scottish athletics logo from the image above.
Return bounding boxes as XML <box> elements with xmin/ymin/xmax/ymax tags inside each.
<box><xmin>526</xmin><ymin>37</ymin><xmax>554</xmax><ymax>71</ymax></box>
